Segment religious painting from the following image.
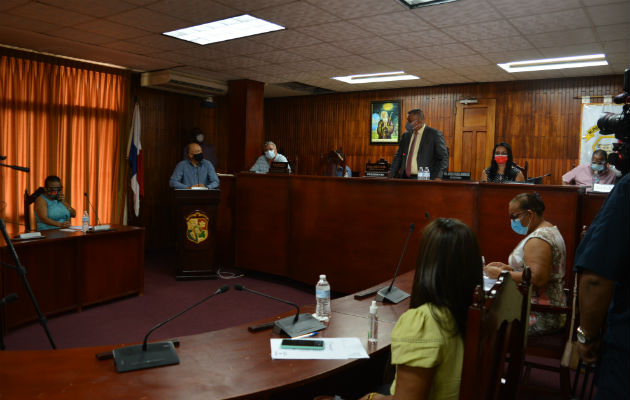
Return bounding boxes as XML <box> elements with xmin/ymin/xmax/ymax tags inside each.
<box><xmin>185</xmin><ymin>211</ymin><xmax>210</xmax><ymax>244</ymax></box>
<box><xmin>370</xmin><ymin>100</ymin><xmax>401</xmax><ymax>145</ymax></box>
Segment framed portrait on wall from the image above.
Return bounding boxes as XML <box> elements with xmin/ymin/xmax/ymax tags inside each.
<box><xmin>370</xmin><ymin>100</ymin><xmax>401</xmax><ymax>145</ymax></box>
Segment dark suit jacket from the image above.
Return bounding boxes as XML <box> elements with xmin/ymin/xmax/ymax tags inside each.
<box><xmin>390</xmin><ymin>125</ymin><xmax>449</xmax><ymax>179</ymax></box>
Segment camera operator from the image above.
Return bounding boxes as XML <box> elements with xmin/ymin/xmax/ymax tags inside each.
<box><xmin>574</xmin><ymin>68</ymin><xmax>629</xmax><ymax>399</ymax></box>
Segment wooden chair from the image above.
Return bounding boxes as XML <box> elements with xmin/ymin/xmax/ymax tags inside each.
<box><xmin>23</xmin><ymin>187</ymin><xmax>44</xmax><ymax>232</ymax></box>
<box><xmin>459</xmin><ymin>268</ymin><xmax>532</xmax><ymax>400</ymax></box>
<box><xmin>521</xmin><ymin>228</ymin><xmax>587</xmax><ymax>399</ymax></box>
<box><xmin>514</xmin><ymin>160</ymin><xmax>529</xmax><ymax>180</ymax></box>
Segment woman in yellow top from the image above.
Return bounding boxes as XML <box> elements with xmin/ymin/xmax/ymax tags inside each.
<box><xmin>360</xmin><ymin>218</ymin><xmax>483</xmax><ymax>400</ymax></box>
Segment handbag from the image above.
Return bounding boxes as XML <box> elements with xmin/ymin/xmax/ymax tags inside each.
<box><xmin>560</xmin><ymin>276</ymin><xmax>580</xmax><ymax>369</ymax></box>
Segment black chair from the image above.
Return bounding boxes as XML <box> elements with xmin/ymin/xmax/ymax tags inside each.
<box><xmin>459</xmin><ymin>268</ymin><xmax>532</xmax><ymax>400</ymax></box>
<box><xmin>23</xmin><ymin>187</ymin><xmax>44</xmax><ymax>232</ymax></box>
<box><xmin>514</xmin><ymin>160</ymin><xmax>529</xmax><ymax>180</ymax></box>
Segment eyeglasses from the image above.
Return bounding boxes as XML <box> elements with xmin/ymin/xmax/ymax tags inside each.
<box><xmin>509</xmin><ymin>211</ymin><xmax>528</xmax><ymax>220</ymax></box>
<box><xmin>46</xmin><ymin>186</ymin><xmax>63</xmax><ymax>192</ymax></box>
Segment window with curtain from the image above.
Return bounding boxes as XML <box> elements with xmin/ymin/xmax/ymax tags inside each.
<box><xmin>0</xmin><ymin>49</ymin><xmax>130</xmax><ymax>230</ymax></box>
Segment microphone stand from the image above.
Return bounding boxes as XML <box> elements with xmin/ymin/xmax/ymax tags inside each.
<box><xmin>375</xmin><ymin>223</ymin><xmax>414</xmax><ymax>304</ymax></box>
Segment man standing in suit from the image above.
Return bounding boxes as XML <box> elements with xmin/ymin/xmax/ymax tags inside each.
<box><xmin>390</xmin><ymin>108</ymin><xmax>449</xmax><ymax>180</ymax></box>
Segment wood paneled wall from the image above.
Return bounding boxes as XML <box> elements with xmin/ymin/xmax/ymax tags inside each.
<box><xmin>128</xmin><ymin>75</ymin><xmax>228</xmax><ymax>250</ymax></box>
<box><xmin>264</xmin><ymin>76</ymin><xmax>623</xmax><ymax>183</ymax></box>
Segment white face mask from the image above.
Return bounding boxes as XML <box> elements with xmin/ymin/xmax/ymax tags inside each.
<box><xmin>196</xmin><ymin>134</ymin><xmax>204</xmax><ymax>143</ymax></box>
<box><xmin>265</xmin><ymin>149</ymin><xmax>275</xmax><ymax>159</ymax></box>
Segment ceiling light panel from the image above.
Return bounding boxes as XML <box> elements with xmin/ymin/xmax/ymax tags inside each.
<box><xmin>163</xmin><ymin>14</ymin><xmax>284</xmax><ymax>45</ymax></box>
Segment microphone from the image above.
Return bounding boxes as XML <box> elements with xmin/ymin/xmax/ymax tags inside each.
<box><xmin>0</xmin><ymin>163</ymin><xmax>29</xmax><ymax>172</ymax></box>
<box><xmin>375</xmin><ymin>223</ymin><xmax>414</xmax><ymax>304</ymax></box>
<box><xmin>112</xmin><ymin>285</ymin><xmax>229</xmax><ymax>373</ymax></box>
<box><xmin>1</xmin><ymin>293</ymin><xmax>18</xmax><ymax>304</ymax></box>
<box><xmin>0</xmin><ymin>155</ymin><xmax>7</xmax><ymax>160</ymax></box>
<box><xmin>233</xmin><ymin>284</ymin><xmax>326</xmax><ymax>338</ymax></box>
<box><xmin>83</xmin><ymin>192</ymin><xmax>101</xmax><ymax>225</ymax></box>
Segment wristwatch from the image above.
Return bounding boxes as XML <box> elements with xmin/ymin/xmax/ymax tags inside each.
<box><xmin>576</xmin><ymin>326</ymin><xmax>600</xmax><ymax>344</ymax></box>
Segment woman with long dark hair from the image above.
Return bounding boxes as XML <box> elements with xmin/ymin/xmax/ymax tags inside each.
<box><xmin>360</xmin><ymin>218</ymin><xmax>483</xmax><ymax>400</ymax></box>
<box><xmin>480</xmin><ymin>142</ymin><xmax>525</xmax><ymax>183</ymax></box>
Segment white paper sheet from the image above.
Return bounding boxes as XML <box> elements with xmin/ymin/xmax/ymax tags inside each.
<box><xmin>270</xmin><ymin>338</ymin><xmax>369</xmax><ymax>360</ymax></box>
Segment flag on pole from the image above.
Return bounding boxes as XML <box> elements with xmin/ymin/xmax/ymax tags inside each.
<box><xmin>127</xmin><ymin>103</ymin><xmax>143</xmax><ymax>217</ymax></box>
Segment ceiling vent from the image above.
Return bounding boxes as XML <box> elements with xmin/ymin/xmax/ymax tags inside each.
<box><xmin>140</xmin><ymin>70</ymin><xmax>228</xmax><ymax>97</ymax></box>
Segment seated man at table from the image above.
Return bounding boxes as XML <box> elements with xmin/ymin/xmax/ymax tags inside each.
<box><xmin>562</xmin><ymin>150</ymin><xmax>616</xmax><ymax>187</ymax></box>
<box><xmin>34</xmin><ymin>175</ymin><xmax>76</xmax><ymax>230</ymax></box>
<box><xmin>249</xmin><ymin>141</ymin><xmax>291</xmax><ymax>173</ymax></box>
<box><xmin>169</xmin><ymin>143</ymin><xmax>219</xmax><ymax>189</ymax></box>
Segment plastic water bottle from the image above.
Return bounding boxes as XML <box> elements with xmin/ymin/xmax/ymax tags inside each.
<box><xmin>82</xmin><ymin>211</ymin><xmax>89</xmax><ymax>234</ymax></box>
<box><xmin>368</xmin><ymin>300</ymin><xmax>379</xmax><ymax>343</ymax></box>
<box><xmin>425</xmin><ymin>167</ymin><xmax>431</xmax><ymax>180</ymax></box>
<box><xmin>417</xmin><ymin>167</ymin><xmax>424</xmax><ymax>180</ymax></box>
<box><xmin>314</xmin><ymin>274</ymin><xmax>331</xmax><ymax>322</ymax></box>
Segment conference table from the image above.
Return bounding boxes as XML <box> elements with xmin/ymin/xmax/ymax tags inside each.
<box><xmin>0</xmin><ymin>224</ymin><xmax>145</xmax><ymax>330</ymax></box>
<box><xmin>0</xmin><ymin>272</ymin><xmax>414</xmax><ymax>399</ymax></box>
<box><xmin>233</xmin><ymin>173</ymin><xmax>606</xmax><ymax>294</ymax></box>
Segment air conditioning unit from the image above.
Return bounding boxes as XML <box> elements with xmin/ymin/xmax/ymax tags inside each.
<box><xmin>140</xmin><ymin>70</ymin><xmax>228</xmax><ymax>97</ymax></box>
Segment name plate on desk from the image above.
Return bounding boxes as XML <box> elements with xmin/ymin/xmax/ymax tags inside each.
<box><xmin>592</xmin><ymin>183</ymin><xmax>614</xmax><ymax>193</ymax></box>
<box><xmin>364</xmin><ymin>163</ymin><xmax>389</xmax><ymax>178</ymax></box>
<box><xmin>269</xmin><ymin>162</ymin><xmax>290</xmax><ymax>174</ymax></box>
<box><xmin>443</xmin><ymin>172</ymin><xmax>471</xmax><ymax>180</ymax></box>
<box><xmin>18</xmin><ymin>231</ymin><xmax>43</xmax><ymax>239</ymax></box>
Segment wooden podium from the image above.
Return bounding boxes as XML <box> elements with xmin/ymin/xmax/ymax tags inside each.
<box><xmin>173</xmin><ymin>189</ymin><xmax>220</xmax><ymax>279</ymax></box>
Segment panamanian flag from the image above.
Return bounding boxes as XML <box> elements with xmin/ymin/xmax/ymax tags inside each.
<box><xmin>127</xmin><ymin>103</ymin><xmax>143</xmax><ymax>217</ymax></box>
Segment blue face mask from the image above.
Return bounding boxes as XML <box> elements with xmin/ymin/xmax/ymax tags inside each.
<box><xmin>591</xmin><ymin>163</ymin><xmax>605</xmax><ymax>172</ymax></box>
<box><xmin>510</xmin><ymin>218</ymin><xmax>528</xmax><ymax>235</ymax></box>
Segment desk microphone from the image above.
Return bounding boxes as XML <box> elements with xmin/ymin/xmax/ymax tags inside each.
<box><xmin>112</xmin><ymin>285</ymin><xmax>229</xmax><ymax>373</ymax></box>
<box><xmin>83</xmin><ymin>192</ymin><xmax>101</xmax><ymax>225</ymax></box>
<box><xmin>375</xmin><ymin>223</ymin><xmax>414</xmax><ymax>304</ymax></box>
<box><xmin>0</xmin><ymin>163</ymin><xmax>29</xmax><ymax>172</ymax></box>
<box><xmin>233</xmin><ymin>284</ymin><xmax>326</xmax><ymax>338</ymax></box>
<box><xmin>0</xmin><ymin>293</ymin><xmax>18</xmax><ymax>304</ymax></box>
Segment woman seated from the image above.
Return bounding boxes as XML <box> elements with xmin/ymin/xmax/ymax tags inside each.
<box><xmin>484</xmin><ymin>192</ymin><xmax>566</xmax><ymax>336</ymax></box>
<box><xmin>360</xmin><ymin>218</ymin><xmax>482</xmax><ymax>400</ymax></box>
<box><xmin>34</xmin><ymin>175</ymin><xmax>76</xmax><ymax>230</ymax></box>
<box><xmin>480</xmin><ymin>142</ymin><xmax>525</xmax><ymax>183</ymax></box>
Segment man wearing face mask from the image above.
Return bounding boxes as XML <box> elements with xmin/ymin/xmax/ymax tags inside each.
<box><xmin>34</xmin><ymin>175</ymin><xmax>76</xmax><ymax>230</ymax></box>
<box><xmin>169</xmin><ymin>143</ymin><xmax>220</xmax><ymax>189</ymax></box>
<box><xmin>390</xmin><ymin>108</ymin><xmax>448</xmax><ymax>179</ymax></box>
<box><xmin>249</xmin><ymin>141</ymin><xmax>290</xmax><ymax>173</ymax></box>
<box><xmin>484</xmin><ymin>192</ymin><xmax>566</xmax><ymax>336</ymax></box>
<box><xmin>182</xmin><ymin>128</ymin><xmax>218</xmax><ymax>170</ymax></box>
<box><xmin>562</xmin><ymin>149</ymin><xmax>616</xmax><ymax>187</ymax></box>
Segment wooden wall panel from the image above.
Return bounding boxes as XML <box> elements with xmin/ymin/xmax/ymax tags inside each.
<box><xmin>264</xmin><ymin>76</ymin><xmax>622</xmax><ymax>183</ymax></box>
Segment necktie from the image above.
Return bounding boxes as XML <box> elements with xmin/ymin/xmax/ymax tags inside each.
<box><xmin>406</xmin><ymin>132</ymin><xmax>417</xmax><ymax>177</ymax></box>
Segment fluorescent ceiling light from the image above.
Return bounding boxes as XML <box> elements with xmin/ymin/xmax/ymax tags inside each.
<box><xmin>163</xmin><ymin>14</ymin><xmax>284</xmax><ymax>45</ymax></box>
<box><xmin>333</xmin><ymin>71</ymin><xmax>420</xmax><ymax>84</ymax></box>
<box><xmin>498</xmin><ymin>54</ymin><xmax>608</xmax><ymax>73</ymax></box>
<box><xmin>397</xmin><ymin>0</ymin><xmax>458</xmax><ymax>8</ymax></box>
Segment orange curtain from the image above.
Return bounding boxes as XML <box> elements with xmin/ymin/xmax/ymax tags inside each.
<box><xmin>0</xmin><ymin>50</ymin><xmax>130</xmax><ymax>229</ymax></box>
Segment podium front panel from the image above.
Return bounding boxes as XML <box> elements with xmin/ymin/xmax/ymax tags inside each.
<box><xmin>173</xmin><ymin>189</ymin><xmax>220</xmax><ymax>279</ymax></box>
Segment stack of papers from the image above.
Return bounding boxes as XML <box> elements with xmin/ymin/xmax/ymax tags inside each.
<box><xmin>270</xmin><ymin>338</ymin><xmax>369</xmax><ymax>360</ymax></box>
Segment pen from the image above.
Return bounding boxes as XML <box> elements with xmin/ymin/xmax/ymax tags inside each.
<box><xmin>291</xmin><ymin>332</ymin><xmax>318</xmax><ymax>339</ymax></box>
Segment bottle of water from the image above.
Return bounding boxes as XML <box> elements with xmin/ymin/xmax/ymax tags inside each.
<box><xmin>417</xmin><ymin>167</ymin><xmax>424</xmax><ymax>181</ymax></box>
<box><xmin>368</xmin><ymin>300</ymin><xmax>379</xmax><ymax>343</ymax></box>
<box><xmin>314</xmin><ymin>274</ymin><xmax>331</xmax><ymax>322</ymax></box>
<box><xmin>82</xmin><ymin>211</ymin><xmax>89</xmax><ymax>234</ymax></box>
<box><xmin>425</xmin><ymin>167</ymin><xmax>431</xmax><ymax>180</ymax></box>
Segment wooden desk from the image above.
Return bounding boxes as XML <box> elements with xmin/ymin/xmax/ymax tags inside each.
<box><xmin>0</xmin><ymin>272</ymin><xmax>413</xmax><ymax>399</ymax></box>
<box><xmin>0</xmin><ymin>225</ymin><xmax>145</xmax><ymax>329</ymax></box>
<box><xmin>235</xmin><ymin>174</ymin><xmax>594</xmax><ymax>293</ymax></box>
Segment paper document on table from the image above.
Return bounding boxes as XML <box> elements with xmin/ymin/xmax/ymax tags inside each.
<box><xmin>67</xmin><ymin>226</ymin><xmax>83</xmax><ymax>231</ymax></box>
<box><xmin>270</xmin><ymin>338</ymin><xmax>369</xmax><ymax>360</ymax></box>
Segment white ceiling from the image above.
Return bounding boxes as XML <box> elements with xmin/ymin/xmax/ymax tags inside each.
<box><xmin>0</xmin><ymin>0</ymin><xmax>628</xmax><ymax>97</ymax></box>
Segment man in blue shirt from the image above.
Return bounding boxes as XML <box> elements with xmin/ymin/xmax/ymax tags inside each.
<box><xmin>169</xmin><ymin>143</ymin><xmax>219</xmax><ymax>189</ymax></box>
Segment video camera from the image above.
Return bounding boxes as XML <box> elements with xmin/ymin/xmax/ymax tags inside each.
<box><xmin>597</xmin><ymin>67</ymin><xmax>630</xmax><ymax>176</ymax></box>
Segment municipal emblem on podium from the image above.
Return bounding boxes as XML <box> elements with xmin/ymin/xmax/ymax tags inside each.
<box><xmin>185</xmin><ymin>211</ymin><xmax>210</xmax><ymax>244</ymax></box>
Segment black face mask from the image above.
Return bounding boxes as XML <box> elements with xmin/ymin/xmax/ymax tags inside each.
<box><xmin>193</xmin><ymin>153</ymin><xmax>204</xmax><ymax>162</ymax></box>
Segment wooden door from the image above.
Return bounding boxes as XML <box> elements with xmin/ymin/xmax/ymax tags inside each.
<box><xmin>453</xmin><ymin>99</ymin><xmax>496</xmax><ymax>180</ymax></box>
